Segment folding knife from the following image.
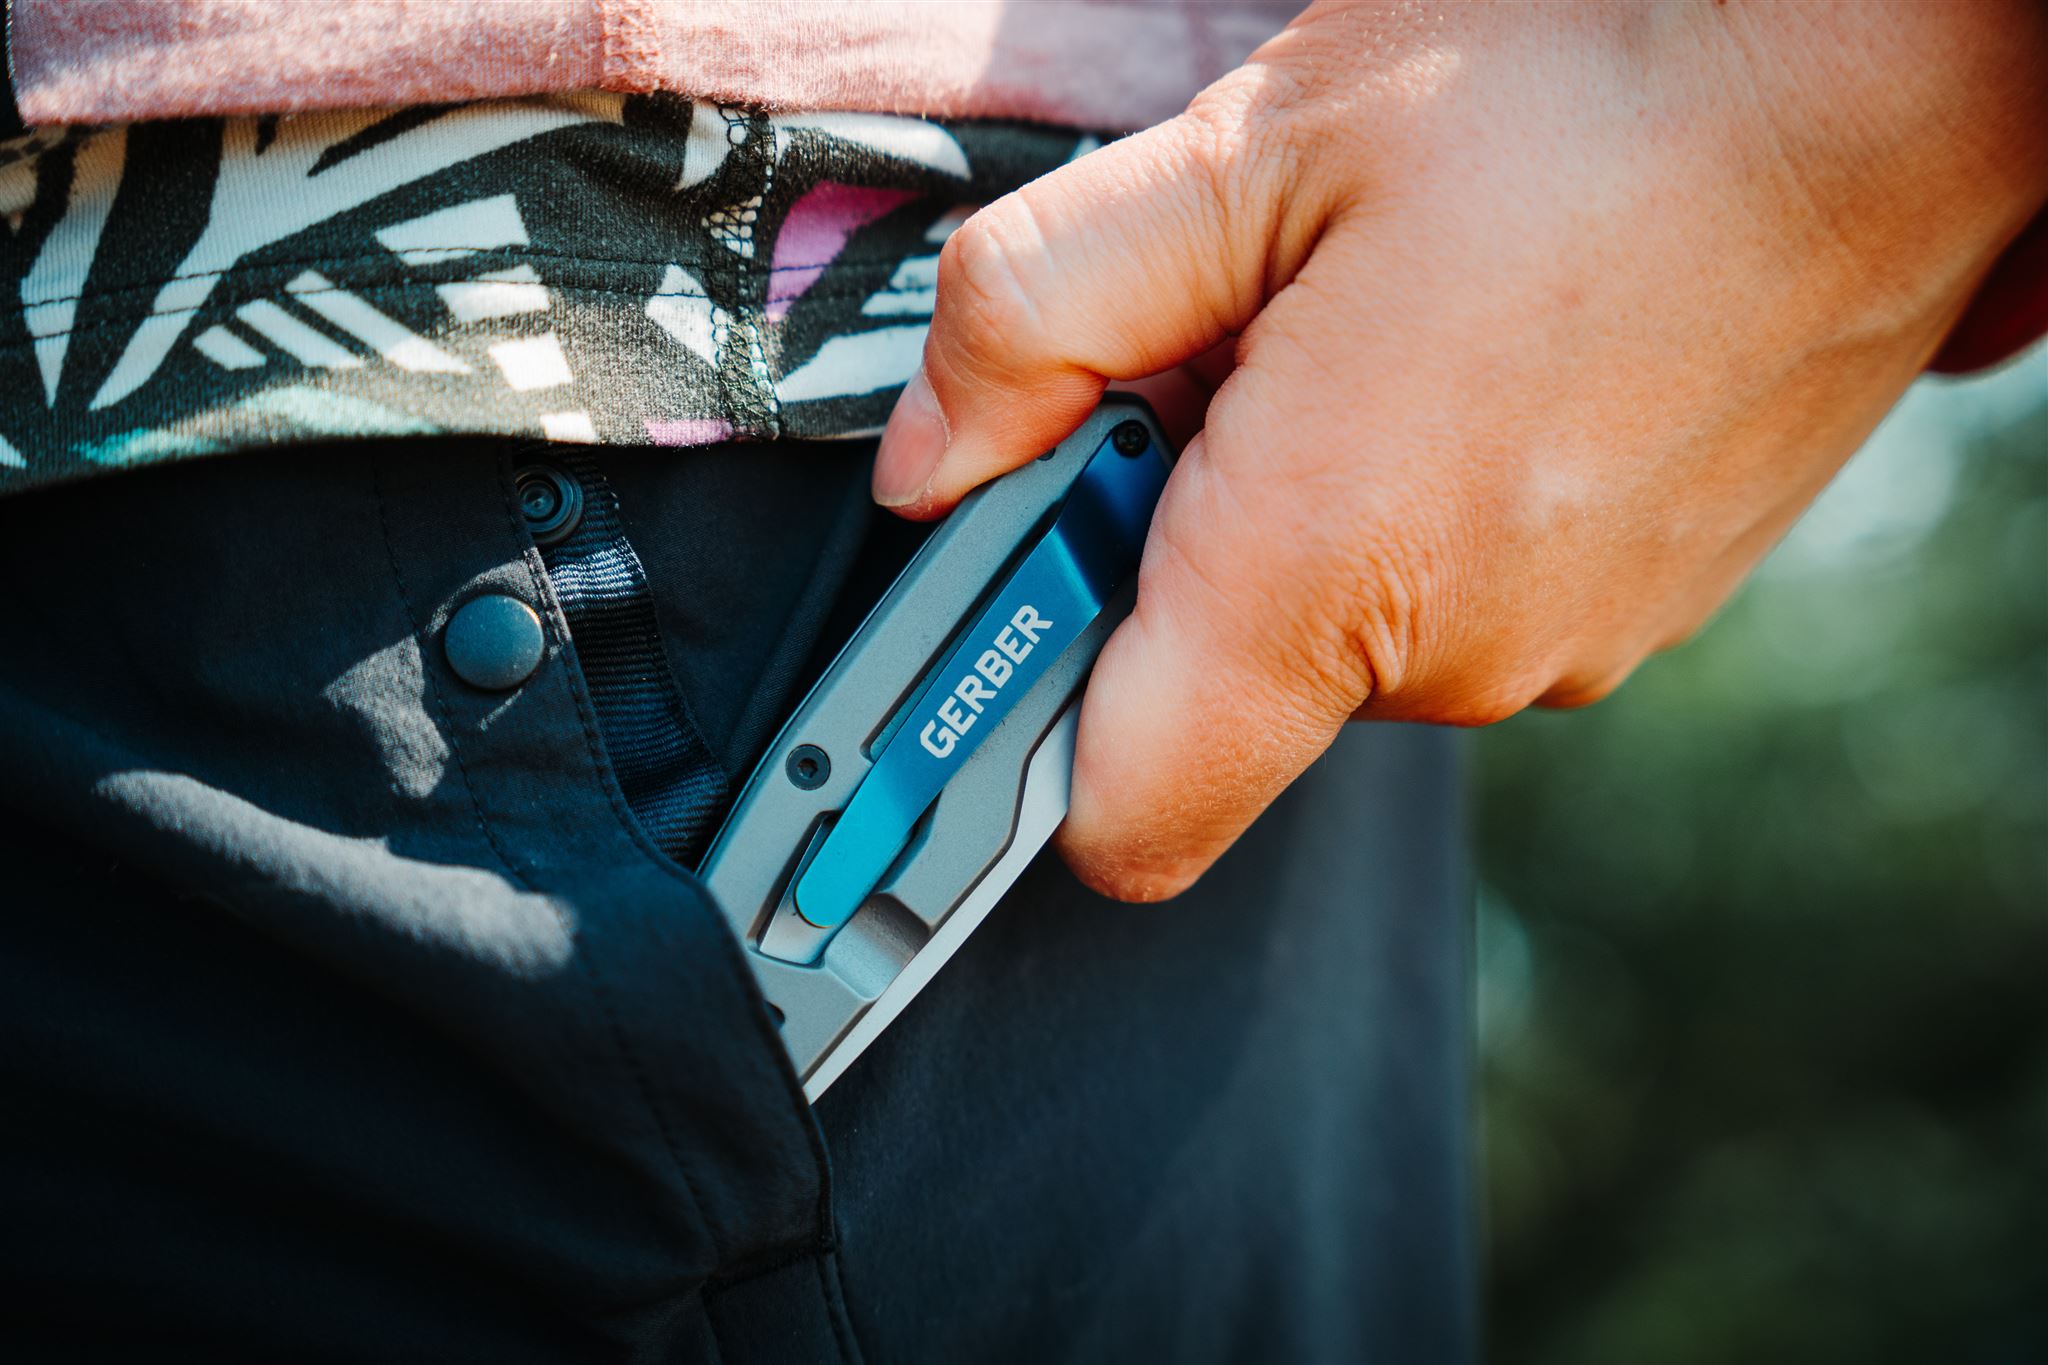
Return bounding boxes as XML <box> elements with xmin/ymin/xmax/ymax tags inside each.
<box><xmin>698</xmin><ymin>398</ymin><xmax>1173</xmax><ymax>1099</ymax></box>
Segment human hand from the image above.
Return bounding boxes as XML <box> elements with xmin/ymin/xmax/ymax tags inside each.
<box><xmin>872</xmin><ymin>1</ymin><xmax>2048</xmax><ymax>901</ymax></box>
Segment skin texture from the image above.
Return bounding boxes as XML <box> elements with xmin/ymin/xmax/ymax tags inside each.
<box><xmin>871</xmin><ymin>1</ymin><xmax>2048</xmax><ymax>902</ymax></box>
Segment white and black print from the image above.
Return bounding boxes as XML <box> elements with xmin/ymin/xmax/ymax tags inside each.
<box><xmin>0</xmin><ymin>93</ymin><xmax>1093</xmax><ymax>491</ymax></box>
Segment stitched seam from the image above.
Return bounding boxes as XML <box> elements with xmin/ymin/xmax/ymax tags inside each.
<box><xmin>10</xmin><ymin>244</ymin><xmax>923</xmax><ymax>314</ymax></box>
<box><xmin>703</xmin><ymin>1242</ymin><xmax>842</xmax><ymax>1294</ymax></box>
<box><xmin>502</xmin><ymin>450</ymin><xmax>841</xmax><ymax>1272</ymax></box>
<box><xmin>366</xmin><ymin>458</ymin><xmax>736</xmax><ymax>1283</ymax></box>
<box><xmin>697</xmin><ymin>1250</ymin><xmax>864</xmax><ymax>1365</ymax></box>
<box><xmin>372</xmin><ymin>464</ymin><xmax>708</xmax><ymax>1285</ymax></box>
<box><xmin>478</xmin><ymin>456</ymin><xmax>732</xmax><ymax>1265</ymax></box>
<box><xmin>816</xmin><ymin>1251</ymin><xmax>865</xmax><ymax>1365</ymax></box>
<box><xmin>2</xmin><ymin>270</ymin><xmax>913</xmax><ymax>351</ymax></box>
<box><xmin>370</xmin><ymin>462</ymin><xmax>536</xmax><ymax>897</ymax></box>
<box><xmin>730</xmin><ymin>120</ymin><xmax>785</xmax><ymax>438</ymax></box>
<box><xmin>821</xmin><ymin>1195</ymin><xmax>875</xmax><ymax>1365</ymax></box>
<box><xmin>371</xmin><ymin>451</ymin><xmax>727</xmax><ymax>1279</ymax></box>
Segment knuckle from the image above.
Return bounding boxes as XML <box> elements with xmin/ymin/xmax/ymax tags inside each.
<box><xmin>934</xmin><ymin>202</ymin><xmax>1049</xmax><ymax>362</ymax></box>
<box><xmin>1185</xmin><ymin>46</ymin><xmax>1320</xmax><ymax>150</ymax></box>
<box><xmin>1181</xmin><ymin>72</ymin><xmax>1274</xmax><ymax>189</ymax></box>
<box><xmin>1293</xmin><ymin>611</ymin><xmax>1382</xmax><ymax>721</ymax></box>
<box><xmin>1537</xmin><ymin>661</ymin><xmax>1637</xmax><ymax>711</ymax></box>
<box><xmin>1180</xmin><ymin>68</ymin><xmax>1328</xmax><ymax>285</ymax></box>
<box><xmin>1320</xmin><ymin>537</ymin><xmax>1430</xmax><ymax>715</ymax></box>
<box><xmin>1431</xmin><ymin>682</ymin><xmax>1539</xmax><ymax>730</ymax></box>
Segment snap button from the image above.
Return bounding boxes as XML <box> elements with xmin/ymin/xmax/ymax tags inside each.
<box><xmin>513</xmin><ymin>463</ymin><xmax>583</xmax><ymax>546</ymax></box>
<box><xmin>444</xmin><ymin>594</ymin><xmax>545</xmax><ymax>691</ymax></box>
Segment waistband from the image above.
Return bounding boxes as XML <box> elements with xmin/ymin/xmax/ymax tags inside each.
<box><xmin>0</xmin><ymin>93</ymin><xmax>1089</xmax><ymax>496</ymax></box>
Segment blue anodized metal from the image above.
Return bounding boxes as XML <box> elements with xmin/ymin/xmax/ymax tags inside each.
<box><xmin>792</xmin><ymin>429</ymin><xmax>1170</xmax><ymax>929</ymax></box>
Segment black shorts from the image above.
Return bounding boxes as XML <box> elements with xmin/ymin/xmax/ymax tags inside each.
<box><xmin>0</xmin><ymin>435</ymin><xmax>1473</xmax><ymax>1363</ymax></box>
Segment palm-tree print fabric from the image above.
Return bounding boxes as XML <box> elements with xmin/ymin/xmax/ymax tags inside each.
<box><xmin>0</xmin><ymin>93</ymin><xmax>1094</xmax><ymax>493</ymax></box>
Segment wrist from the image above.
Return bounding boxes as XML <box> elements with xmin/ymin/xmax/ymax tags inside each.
<box><xmin>1705</xmin><ymin>0</ymin><xmax>2048</xmax><ymax>330</ymax></box>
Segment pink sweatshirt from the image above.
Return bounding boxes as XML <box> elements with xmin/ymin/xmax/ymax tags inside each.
<box><xmin>12</xmin><ymin>1</ymin><xmax>1298</xmax><ymax>130</ymax></box>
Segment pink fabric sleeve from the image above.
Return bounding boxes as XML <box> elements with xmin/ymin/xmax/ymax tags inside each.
<box><xmin>11</xmin><ymin>0</ymin><xmax>1297</xmax><ymax>130</ymax></box>
<box><xmin>1931</xmin><ymin>210</ymin><xmax>2048</xmax><ymax>374</ymax></box>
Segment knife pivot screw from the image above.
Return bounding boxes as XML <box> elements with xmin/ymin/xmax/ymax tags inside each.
<box><xmin>786</xmin><ymin>744</ymin><xmax>831</xmax><ymax>790</ymax></box>
<box><xmin>1111</xmin><ymin>421</ymin><xmax>1148</xmax><ymax>457</ymax></box>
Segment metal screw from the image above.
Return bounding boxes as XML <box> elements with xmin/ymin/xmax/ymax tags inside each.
<box><xmin>1111</xmin><ymin>421</ymin><xmax>1149</xmax><ymax>457</ymax></box>
<box><xmin>786</xmin><ymin>743</ymin><xmax>831</xmax><ymax>790</ymax></box>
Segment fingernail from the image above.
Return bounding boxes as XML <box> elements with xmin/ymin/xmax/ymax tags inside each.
<box><xmin>873</xmin><ymin>368</ymin><xmax>950</xmax><ymax>508</ymax></box>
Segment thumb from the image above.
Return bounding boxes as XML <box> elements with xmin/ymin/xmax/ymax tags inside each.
<box><xmin>871</xmin><ymin>104</ymin><xmax>1308</xmax><ymax>518</ymax></box>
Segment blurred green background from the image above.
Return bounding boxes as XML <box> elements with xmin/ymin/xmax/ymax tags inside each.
<box><xmin>1476</xmin><ymin>355</ymin><xmax>2047</xmax><ymax>1365</ymax></box>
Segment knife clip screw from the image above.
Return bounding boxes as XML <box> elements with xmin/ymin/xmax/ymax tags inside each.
<box><xmin>786</xmin><ymin>744</ymin><xmax>831</xmax><ymax>790</ymax></box>
<box><xmin>1111</xmin><ymin>421</ymin><xmax>1149</xmax><ymax>457</ymax></box>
